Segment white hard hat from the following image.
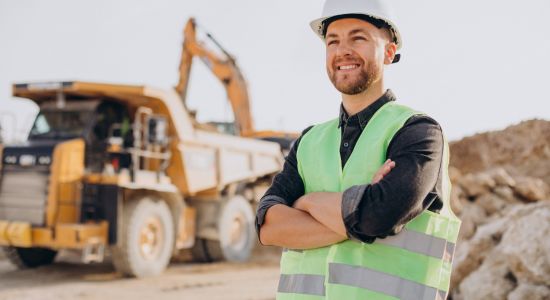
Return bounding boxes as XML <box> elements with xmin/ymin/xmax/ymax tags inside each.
<box><xmin>310</xmin><ymin>0</ymin><xmax>403</xmax><ymax>51</ymax></box>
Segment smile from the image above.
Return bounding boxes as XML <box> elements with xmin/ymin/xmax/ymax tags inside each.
<box><xmin>337</xmin><ymin>64</ymin><xmax>360</xmax><ymax>70</ymax></box>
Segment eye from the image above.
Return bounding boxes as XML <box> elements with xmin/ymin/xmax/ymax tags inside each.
<box><xmin>327</xmin><ymin>40</ymin><xmax>338</xmax><ymax>46</ymax></box>
<box><xmin>352</xmin><ymin>36</ymin><xmax>367</xmax><ymax>42</ymax></box>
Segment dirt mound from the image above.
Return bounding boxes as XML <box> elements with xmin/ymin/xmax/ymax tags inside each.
<box><xmin>450</xmin><ymin>119</ymin><xmax>550</xmax><ymax>185</ymax></box>
<box><xmin>448</xmin><ymin>119</ymin><xmax>550</xmax><ymax>300</ymax></box>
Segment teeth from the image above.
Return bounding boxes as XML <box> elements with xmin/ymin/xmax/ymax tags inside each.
<box><xmin>338</xmin><ymin>65</ymin><xmax>358</xmax><ymax>70</ymax></box>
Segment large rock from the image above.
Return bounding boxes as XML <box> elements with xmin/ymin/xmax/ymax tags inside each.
<box><xmin>498</xmin><ymin>204</ymin><xmax>550</xmax><ymax>284</ymax></box>
<box><xmin>459</xmin><ymin>202</ymin><xmax>487</xmax><ymax>225</ymax></box>
<box><xmin>502</xmin><ymin>201</ymin><xmax>548</xmax><ymax>220</ymax></box>
<box><xmin>455</xmin><ymin>255</ymin><xmax>516</xmax><ymax>300</ymax></box>
<box><xmin>450</xmin><ymin>185</ymin><xmax>466</xmax><ymax>215</ymax></box>
<box><xmin>513</xmin><ymin>177</ymin><xmax>548</xmax><ymax>202</ymax></box>
<box><xmin>508</xmin><ymin>283</ymin><xmax>550</xmax><ymax>300</ymax></box>
<box><xmin>458</xmin><ymin>202</ymin><xmax>487</xmax><ymax>240</ymax></box>
<box><xmin>475</xmin><ymin>193</ymin><xmax>507</xmax><ymax>215</ymax></box>
<box><xmin>458</xmin><ymin>219</ymin><xmax>476</xmax><ymax>241</ymax></box>
<box><xmin>488</xmin><ymin>168</ymin><xmax>516</xmax><ymax>187</ymax></box>
<box><xmin>451</xmin><ymin>202</ymin><xmax>550</xmax><ymax>298</ymax></box>
<box><xmin>492</xmin><ymin>186</ymin><xmax>517</xmax><ymax>203</ymax></box>
<box><xmin>451</xmin><ymin>217</ymin><xmax>507</xmax><ymax>290</ymax></box>
<box><xmin>449</xmin><ymin>166</ymin><xmax>463</xmax><ymax>183</ymax></box>
<box><xmin>459</xmin><ymin>173</ymin><xmax>496</xmax><ymax>197</ymax></box>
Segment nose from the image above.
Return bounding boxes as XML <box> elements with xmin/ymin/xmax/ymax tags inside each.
<box><xmin>335</xmin><ymin>40</ymin><xmax>353</xmax><ymax>58</ymax></box>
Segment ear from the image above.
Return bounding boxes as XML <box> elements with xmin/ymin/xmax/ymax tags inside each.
<box><xmin>384</xmin><ymin>42</ymin><xmax>397</xmax><ymax>65</ymax></box>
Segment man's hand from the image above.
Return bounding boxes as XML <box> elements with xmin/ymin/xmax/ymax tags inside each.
<box><xmin>292</xmin><ymin>159</ymin><xmax>397</xmax><ymax>237</ymax></box>
<box><xmin>372</xmin><ymin>159</ymin><xmax>396</xmax><ymax>184</ymax></box>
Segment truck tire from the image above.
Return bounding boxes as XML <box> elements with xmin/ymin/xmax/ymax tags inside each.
<box><xmin>111</xmin><ymin>197</ymin><xmax>174</xmax><ymax>277</ymax></box>
<box><xmin>210</xmin><ymin>195</ymin><xmax>256</xmax><ymax>262</ymax></box>
<box><xmin>2</xmin><ymin>246</ymin><xmax>57</xmax><ymax>268</ymax></box>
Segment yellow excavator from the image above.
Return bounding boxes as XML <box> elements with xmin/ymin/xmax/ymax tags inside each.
<box><xmin>175</xmin><ymin>18</ymin><xmax>299</xmax><ymax>151</ymax></box>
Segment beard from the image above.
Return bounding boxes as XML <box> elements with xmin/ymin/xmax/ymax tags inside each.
<box><xmin>329</xmin><ymin>63</ymin><xmax>379</xmax><ymax>95</ymax></box>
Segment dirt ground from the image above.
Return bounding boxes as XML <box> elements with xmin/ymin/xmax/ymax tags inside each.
<box><xmin>0</xmin><ymin>246</ymin><xmax>282</xmax><ymax>300</ymax></box>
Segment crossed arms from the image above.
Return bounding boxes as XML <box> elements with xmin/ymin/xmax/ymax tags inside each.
<box><xmin>259</xmin><ymin>160</ymin><xmax>396</xmax><ymax>249</ymax></box>
<box><xmin>256</xmin><ymin>116</ymin><xmax>444</xmax><ymax>249</ymax></box>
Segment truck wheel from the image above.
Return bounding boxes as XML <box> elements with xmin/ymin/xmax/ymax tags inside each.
<box><xmin>2</xmin><ymin>246</ymin><xmax>57</xmax><ymax>268</ymax></box>
<box><xmin>210</xmin><ymin>195</ymin><xmax>256</xmax><ymax>262</ymax></box>
<box><xmin>111</xmin><ymin>197</ymin><xmax>174</xmax><ymax>277</ymax></box>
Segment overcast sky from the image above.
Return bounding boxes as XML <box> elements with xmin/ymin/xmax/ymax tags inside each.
<box><xmin>1</xmin><ymin>0</ymin><xmax>549</xmax><ymax>142</ymax></box>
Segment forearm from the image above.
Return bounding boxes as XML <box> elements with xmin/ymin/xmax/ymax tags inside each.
<box><xmin>259</xmin><ymin>204</ymin><xmax>346</xmax><ymax>249</ymax></box>
<box><xmin>295</xmin><ymin>192</ymin><xmax>347</xmax><ymax>237</ymax></box>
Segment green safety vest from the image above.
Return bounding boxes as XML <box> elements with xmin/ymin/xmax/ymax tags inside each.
<box><xmin>277</xmin><ymin>102</ymin><xmax>461</xmax><ymax>300</ymax></box>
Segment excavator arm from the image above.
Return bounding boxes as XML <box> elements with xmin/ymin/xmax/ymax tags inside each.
<box><xmin>175</xmin><ymin>18</ymin><xmax>254</xmax><ymax>137</ymax></box>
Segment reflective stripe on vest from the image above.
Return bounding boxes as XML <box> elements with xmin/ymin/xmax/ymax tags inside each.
<box><xmin>277</xmin><ymin>228</ymin><xmax>457</xmax><ymax>298</ymax></box>
<box><xmin>277</xmin><ymin>246</ymin><xmax>330</xmax><ymax>299</ymax></box>
<box><xmin>375</xmin><ymin>228</ymin><xmax>455</xmax><ymax>263</ymax></box>
<box><xmin>284</xmin><ymin>229</ymin><xmax>458</xmax><ymax>262</ymax></box>
<box><xmin>328</xmin><ymin>263</ymin><xmax>448</xmax><ymax>300</ymax></box>
<box><xmin>277</xmin><ymin>102</ymin><xmax>461</xmax><ymax>300</ymax></box>
<box><xmin>278</xmin><ymin>274</ymin><xmax>326</xmax><ymax>296</ymax></box>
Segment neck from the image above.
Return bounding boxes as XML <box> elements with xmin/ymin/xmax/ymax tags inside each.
<box><xmin>341</xmin><ymin>79</ymin><xmax>385</xmax><ymax>116</ymax></box>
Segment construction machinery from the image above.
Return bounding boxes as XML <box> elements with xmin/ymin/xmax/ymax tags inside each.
<box><xmin>176</xmin><ymin>18</ymin><xmax>299</xmax><ymax>151</ymax></box>
<box><xmin>0</xmin><ymin>19</ymin><xmax>285</xmax><ymax>277</ymax></box>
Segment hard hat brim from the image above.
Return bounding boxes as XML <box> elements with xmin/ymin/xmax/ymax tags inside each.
<box><xmin>309</xmin><ymin>14</ymin><xmax>402</xmax><ymax>50</ymax></box>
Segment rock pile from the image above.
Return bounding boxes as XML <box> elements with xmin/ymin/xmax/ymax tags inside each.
<box><xmin>449</xmin><ymin>119</ymin><xmax>550</xmax><ymax>185</ymax></box>
<box><xmin>448</xmin><ymin>119</ymin><xmax>550</xmax><ymax>300</ymax></box>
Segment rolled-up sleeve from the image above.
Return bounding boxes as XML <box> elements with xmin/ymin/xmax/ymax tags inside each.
<box><xmin>341</xmin><ymin>115</ymin><xmax>444</xmax><ymax>243</ymax></box>
<box><xmin>255</xmin><ymin>126</ymin><xmax>313</xmax><ymax>242</ymax></box>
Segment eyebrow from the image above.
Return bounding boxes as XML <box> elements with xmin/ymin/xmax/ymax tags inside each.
<box><xmin>326</xmin><ymin>28</ymin><xmax>373</xmax><ymax>39</ymax></box>
<box><xmin>349</xmin><ymin>28</ymin><xmax>373</xmax><ymax>37</ymax></box>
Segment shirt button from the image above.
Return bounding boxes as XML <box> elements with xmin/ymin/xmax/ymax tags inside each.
<box><xmin>343</xmin><ymin>142</ymin><xmax>349</xmax><ymax>147</ymax></box>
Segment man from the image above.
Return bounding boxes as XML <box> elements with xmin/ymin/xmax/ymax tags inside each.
<box><xmin>256</xmin><ymin>0</ymin><xmax>461</xmax><ymax>299</ymax></box>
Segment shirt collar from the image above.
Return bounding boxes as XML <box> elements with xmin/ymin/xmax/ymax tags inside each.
<box><xmin>338</xmin><ymin>89</ymin><xmax>396</xmax><ymax>129</ymax></box>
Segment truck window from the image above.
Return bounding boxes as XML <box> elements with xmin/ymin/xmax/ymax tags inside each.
<box><xmin>29</xmin><ymin>110</ymin><xmax>93</xmax><ymax>140</ymax></box>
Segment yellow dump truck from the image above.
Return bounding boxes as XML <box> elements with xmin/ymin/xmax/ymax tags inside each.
<box><xmin>0</xmin><ymin>81</ymin><xmax>283</xmax><ymax>277</ymax></box>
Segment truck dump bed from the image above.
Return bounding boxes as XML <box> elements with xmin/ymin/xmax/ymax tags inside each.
<box><xmin>13</xmin><ymin>81</ymin><xmax>284</xmax><ymax>196</ymax></box>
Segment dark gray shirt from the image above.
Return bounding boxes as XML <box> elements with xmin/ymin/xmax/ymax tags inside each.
<box><xmin>255</xmin><ymin>90</ymin><xmax>444</xmax><ymax>243</ymax></box>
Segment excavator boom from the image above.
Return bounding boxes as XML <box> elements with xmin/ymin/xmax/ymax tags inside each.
<box><xmin>175</xmin><ymin>18</ymin><xmax>254</xmax><ymax>137</ymax></box>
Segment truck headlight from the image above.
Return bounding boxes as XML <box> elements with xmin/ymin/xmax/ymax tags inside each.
<box><xmin>4</xmin><ymin>155</ymin><xmax>17</xmax><ymax>164</ymax></box>
<box><xmin>38</xmin><ymin>156</ymin><xmax>51</xmax><ymax>165</ymax></box>
<box><xmin>19</xmin><ymin>155</ymin><xmax>36</xmax><ymax>166</ymax></box>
